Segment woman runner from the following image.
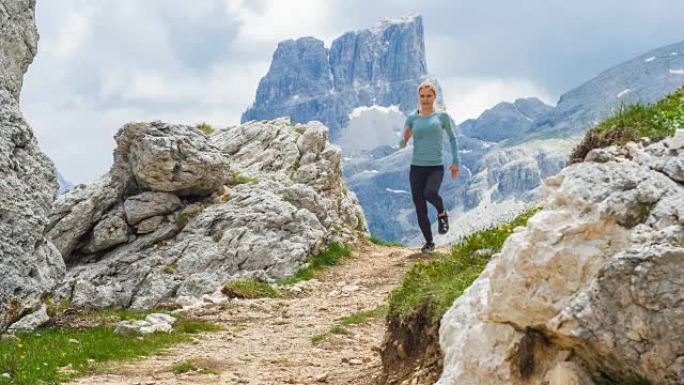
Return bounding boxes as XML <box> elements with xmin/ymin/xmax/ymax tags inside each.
<box><xmin>399</xmin><ymin>80</ymin><xmax>460</xmax><ymax>253</ymax></box>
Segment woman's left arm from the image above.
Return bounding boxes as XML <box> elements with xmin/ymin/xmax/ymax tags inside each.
<box><xmin>441</xmin><ymin>113</ymin><xmax>460</xmax><ymax>167</ymax></box>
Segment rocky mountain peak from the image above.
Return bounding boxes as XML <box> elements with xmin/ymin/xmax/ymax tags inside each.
<box><xmin>459</xmin><ymin>97</ymin><xmax>553</xmax><ymax>142</ymax></box>
<box><xmin>242</xmin><ymin>14</ymin><xmax>438</xmax><ymax>140</ymax></box>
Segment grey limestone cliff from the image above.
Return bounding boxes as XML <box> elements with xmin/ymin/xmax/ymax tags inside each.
<box><xmin>0</xmin><ymin>0</ymin><xmax>65</xmax><ymax>333</ymax></box>
<box><xmin>460</xmin><ymin>97</ymin><xmax>553</xmax><ymax>142</ymax></box>
<box><xmin>241</xmin><ymin>14</ymin><xmax>440</xmax><ymax>140</ymax></box>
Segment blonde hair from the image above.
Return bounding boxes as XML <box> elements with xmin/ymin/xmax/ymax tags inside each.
<box><xmin>417</xmin><ymin>79</ymin><xmax>446</xmax><ymax>110</ymax></box>
<box><xmin>417</xmin><ymin>79</ymin><xmax>437</xmax><ymax>98</ymax></box>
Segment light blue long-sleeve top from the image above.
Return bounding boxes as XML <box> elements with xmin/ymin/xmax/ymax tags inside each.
<box><xmin>399</xmin><ymin>111</ymin><xmax>460</xmax><ymax>166</ymax></box>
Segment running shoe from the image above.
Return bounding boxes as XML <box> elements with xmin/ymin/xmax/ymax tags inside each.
<box><xmin>438</xmin><ymin>214</ymin><xmax>449</xmax><ymax>234</ymax></box>
<box><xmin>420</xmin><ymin>241</ymin><xmax>435</xmax><ymax>253</ymax></box>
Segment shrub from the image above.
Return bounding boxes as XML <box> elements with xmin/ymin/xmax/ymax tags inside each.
<box><xmin>195</xmin><ymin>122</ymin><xmax>214</xmax><ymax>135</ymax></box>
<box><xmin>222</xmin><ymin>279</ymin><xmax>280</xmax><ymax>299</ymax></box>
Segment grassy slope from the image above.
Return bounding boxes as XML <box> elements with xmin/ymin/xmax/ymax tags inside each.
<box><xmin>570</xmin><ymin>86</ymin><xmax>684</xmax><ymax>163</ymax></box>
<box><xmin>388</xmin><ymin>208</ymin><xmax>539</xmax><ymax>322</ymax></box>
<box><xmin>0</xmin><ymin>310</ymin><xmax>220</xmax><ymax>385</ymax></box>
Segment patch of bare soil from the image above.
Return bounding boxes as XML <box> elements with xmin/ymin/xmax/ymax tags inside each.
<box><xmin>377</xmin><ymin>303</ymin><xmax>442</xmax><ymax>385</ymax></box>
<box><xmin>67</xmin><ymin>243</ymin><xmax>427</xmax><ymax>385</ymax></box>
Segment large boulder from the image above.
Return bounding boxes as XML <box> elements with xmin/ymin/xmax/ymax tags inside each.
<box><xmin>50</xmin><ymin>118</ymin><xmax>367</xmax><ymax>309</ymax></box>
<box><xmin>438</xmin><ymin>130</ymin><xmax>684</xmax><ymax>385</ymax></box>
<box><xmin>111</xmin><ymin>121</ymin><xmax>232</xmax><ymax>196</ymax></box>
<box><xmin>46</xmin><ymin>174</ymin><xmax>122</xmax><ymax>261</ymax></box>
<box><xmin>0</xmin><ymin>0</ymin><xmax>65</xmax><ymax>333</ymax></box>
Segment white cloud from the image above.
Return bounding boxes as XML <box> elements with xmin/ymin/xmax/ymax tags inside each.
<box><xmin>17</xmin><ymin>0</ymin><xmax>684</xmax><ymax>186</ymax></box>
<box><xmin>339</xmin><ymin>105</ymin><xmax>405</xmax><ymax>152</ymax></box>
<box><xmin>22</xmin><ymin>0</ymin><xmax>271</xmax><ymax>184</ymax></box>
<box><xmin>225</xmin><ymin>0</ymin><xmax>337</xmax><ymax>46</ymax></box>
<box><xmin>439</xmin><ymin>76</ymin><xmax>554</xmax><ymax>123</ymax></box>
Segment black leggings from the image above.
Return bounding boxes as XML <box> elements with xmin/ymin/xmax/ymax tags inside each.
<box><xmin>409</xmin><ymin>165</ymin><xmax>445</xmax><ymax>243</ymax></box>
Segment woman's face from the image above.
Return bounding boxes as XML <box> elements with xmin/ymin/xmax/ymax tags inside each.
<box><xmin>419</xmin><ymin>88</ymin><xmax>435</xmax><ymax>109</ymax></box>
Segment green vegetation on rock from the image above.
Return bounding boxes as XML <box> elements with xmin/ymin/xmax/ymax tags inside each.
<box><xmin>570</xmin><ymin>86</ymin><xmax>684</xmax><ymax>163</ymax></box>
<box><xmin>227</xmin><ymin>171</ymin><xmax>258</xmax><ymax>186</ymax></box>
<box><xmin>222</xmin><ymin>278</ymin><xmax>280</xmax><ymax>299</ymax></box>
<box><xmin>278</xmin><ymin>243</ymin><xmax>351</xmax><ymax>286</ymax></box>
<box><xmin>369</xmin><ymin>236</ymin><xmax>405</xmax><ymax>247</ymax></box>
<box><xmin>195</xmin><ymin>122</ymin><xmax>214</xmax><ymax>135</ymax></box>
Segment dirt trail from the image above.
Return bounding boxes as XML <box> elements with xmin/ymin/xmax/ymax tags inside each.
<box><xmin>69</xmin><ymin>243</ymin><xmax>442</xmax><ymax>385</ymax></box>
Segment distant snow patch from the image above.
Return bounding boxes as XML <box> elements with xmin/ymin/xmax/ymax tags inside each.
<box><xmin>670</xmin><ymin>68</ymin><xmax>684</xmax><ymax>75</ymax></box>
<box><xmin>360</xmin><ymin>169</ymin><xmax>379</xmax><ymax>175</ymax></box>
<box><xmin>616</xmin><ymin>89</ymin><xmax>631</xmax><ymax>98</ymax></box>
<box><xmin>386</xmin><ymin>188</ymin><xmax>410</xmax><ymax>194</ymax></box>
<box><xmin>672</xmin><ymin>52</ymin><xmax>679</xmax><ymax>56</ymax></box>
<box><xmin>644</xmin><ymin>56</ymin><xmax>656</xmax><ymax>63</ymax></box>
<box><xmin>370</xmin><ymin>13</ymin><xmax>419</xmax><ymax>34</ymax></box>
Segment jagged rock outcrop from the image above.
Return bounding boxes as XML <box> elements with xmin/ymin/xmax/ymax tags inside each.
<box><xmin>438</xmin><ymin>130</ymin><xmax>684</xmax><ymax>385</ymax></box>
<box><xmin>241</xmin><ymin>14</ymin><xmax>440</xmax><ymax>140</ymax></box>
<box><xmin>50</xmin><ymin>118</ymin><xmax>366</xmax><ymax>309</ymax></box>
<box><xmin>0</xmin><ymin>0</ymin><xmax>65</xmax><ymax>333</ymax></box>
<box><xmin>460</xmin><ymin>98</ymin><xmax>552</xmax><ymax>142</ymax></box>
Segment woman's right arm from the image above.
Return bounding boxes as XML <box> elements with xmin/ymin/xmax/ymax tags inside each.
<box><xmin>400</xmin><ymin>127</ymin><xmax>412</xmax><ymax>148</ymax></box>
<box><xmin>399</xmin><ymin>116</ymin><xmax>413</xmax><ymax>148</ymax></box>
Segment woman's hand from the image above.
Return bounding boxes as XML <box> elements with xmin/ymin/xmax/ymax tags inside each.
<box><xmin>399</xmin><ymin>127</ymin><xmax>412</xmax><ymax>148</ymax></box>
<box><xmin>449</xmin><ymin>164</ymin><xmax>460</xmax><ymax>179</ymax></box>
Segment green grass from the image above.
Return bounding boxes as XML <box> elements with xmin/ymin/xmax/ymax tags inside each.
<box><xmin>340</xmin><ymin>305</ymin><xmax>387</xmax><ymax>326</ymax></box>
<box><xmin>310</xmin><ymin>325</ymin><xmax>349</xmax><ymax>345</ymax></box>
<box><xmin>211</xmin><ymin>232</ymin><xmax>223</xmax><ymax>243</ymax></box>
<box><xmin>221</xmin><ymin>279</ymin><xmax>280</xmax><ymax>299</ymax></box>
<box><xmin>310</xmin><ymin>305</ymin><xmax>386</xmax><ymax>345</ymax></box>
<box><xmin>355</xmin><ymin>210</ymin><xmax>367</xmax><ymax>232</ymax></box>
<box><xmin>309</xmin><ymin>333</ymin><xmax>327</xmax><ymax>344</ymax></box>
<box><xmin>0</xmin><ymin>318</ymin><xmax>221</xmax><ymax>385</ymax></box>
<box><xmin>277</xmin><ymin>243</ymin><xmax>351</xmax><ymax>286</ymax></box>
<box><xmin>176</xmin><ymin>212</ymin><xmax>191</xmax><ymax>227</ymax></box>
<box><xmin>169</xmin><ymin>359</ymin><xmax>219</xmax><ymax>375</ymax></box>
<box><xmin>570</xmin><ymin>86</ymin><xmax>684</xmax><ymax>163</ymax></box>
<box><xmin>195</xmin><ymin>122</ymin><xmax>214</xmax><ymax>135</ymax></box>
<box><xmin>369</xmin><ymin>236</ymin><xmax>405</xmax><ymax>247</ymax></box>
<box><xmin>162</xmin><ymin>263</ymin><xmax>177</xmax><ymax>275</ymax></box>
<box><xmin>388</xmin><ymin>208</ymin><xmax>540</xmax><ymax>322</ymax></box>
<box><xmin>170</xmin><ymin>360</ymin><xmax>196</xmax><ymax>373</ymax></box>
<box><xmin>227</xmin><ymin>172</ymin><xmax>258</xmax><ymax>186</ymax></box>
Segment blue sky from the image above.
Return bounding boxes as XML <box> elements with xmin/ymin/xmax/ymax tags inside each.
<box><xmin>20</xmin><ymin>0</ymin><xmax>684</xmax><ymax>184</ymax></box>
